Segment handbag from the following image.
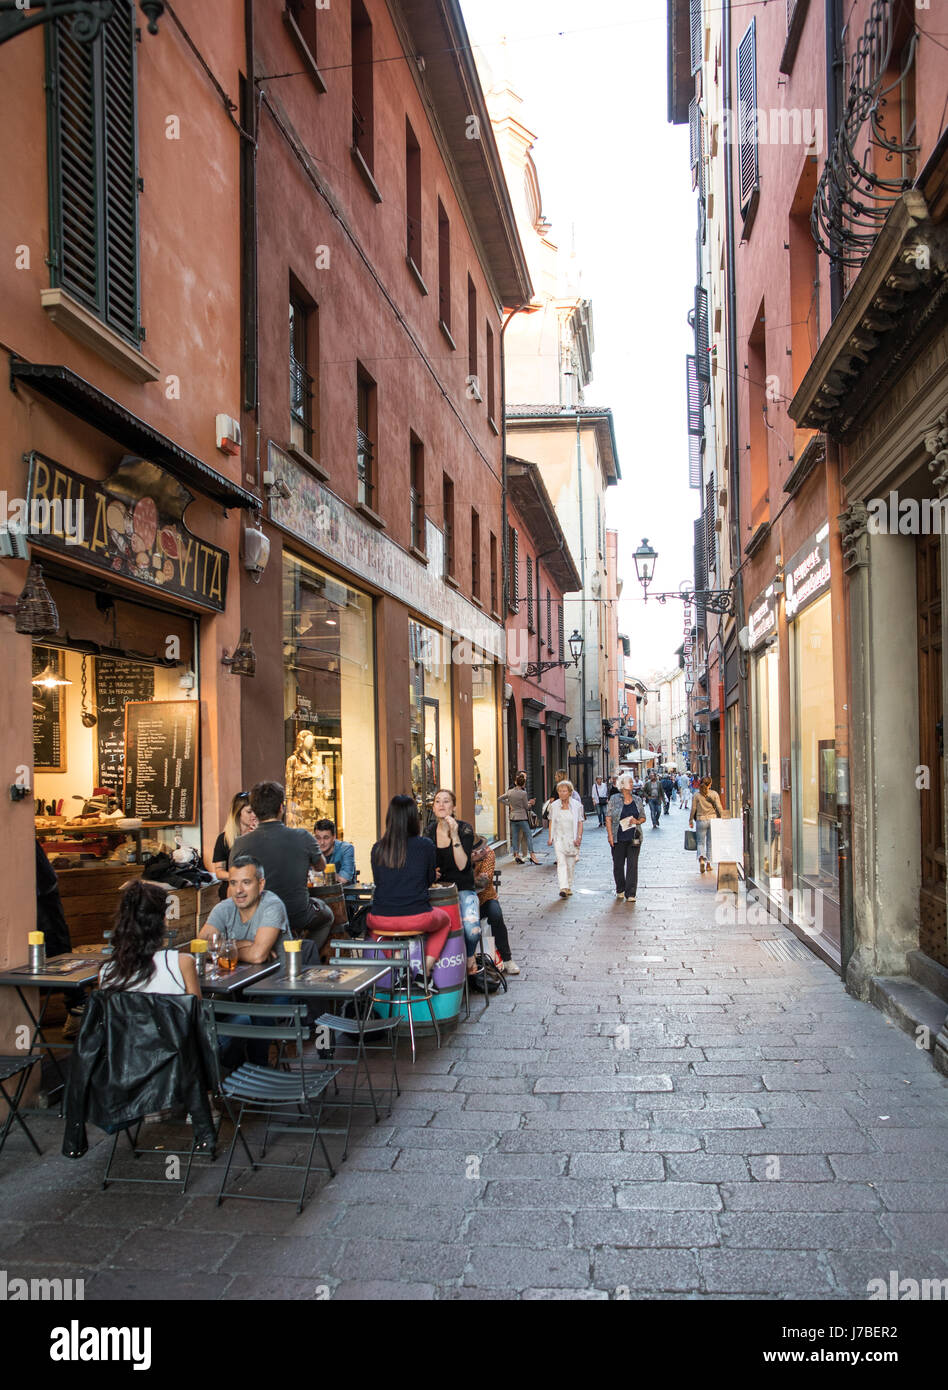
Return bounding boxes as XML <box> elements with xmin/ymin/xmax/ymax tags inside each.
<box><xmin>684</xmin><ymin>828</ymin><xmax>697</xmax><ymax>851</ymax></box>
<box><xmin>528</xmin><ymin>808</ymin><xmax>539</xmax><ymax>830</ymax></box>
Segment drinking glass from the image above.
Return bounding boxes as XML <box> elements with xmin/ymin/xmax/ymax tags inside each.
<box><xmin>207</xmin><ymin>931</ymin><xmax>220</xmax><ymax>975</ymax></box>
<box><xmin>218</xmin><ymin>937</ymin><xmax>239</xmax><ymax>972</ymax></box>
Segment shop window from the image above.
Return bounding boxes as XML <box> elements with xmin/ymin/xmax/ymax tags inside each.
<box><xmin>442</xmin><ymin>473</ymin><xmax>455</xmax><ymax>578</ymax></box>
<box><xmin>46</xmin><ymin>0</ymin><xmax>141</xmax><ymax>345</ymax></box>
<box><xmin>290</xmin><ymin>288</ymin><xmax>318</xmax><ymax>458</ymax></box>
<box><xmin>753</xmin><ymin>646</ymin><xmax>782</xmax><ymax>902</ymax></box>
<box><xmin>472</xmin><ymin>660</ymin><xmax>498</xmax><ymax>839</ymax></box>
<box><xmin>351</xmin><ymin>0</ymin><xmax>374</xmax><ymax>170</ymax></box>
<box><xmin>438</xmin><ymin>200</ymin><xmax>452</xmax><ymax>336</ymax></box>
<box><xmin>356</xmin><ymin>364</ymin><xmax>377</xmax><ymax>512</ymax></box>
<box><xmin>283</xmin><ymin>553</ymin><xmax>377</xmax><ymax>874</ymax></box>
<box><xmin>409</xmin><ymin>618</ymin><xmax>453</xmax><ymax>827</ymax></box>
<box><xmin>790</xmin><ymin>593</ymin><xmax>839</xmax><ymax>948</ymax></box>
<box><xmin>410</xmin><ymin>433</ymin><xmax>425</xmax><ymax>553</ymax></box>
<box><xmin>406</xmin><ymin>118</ymin><xmax>422</xmax><ymax>273</ymax></box>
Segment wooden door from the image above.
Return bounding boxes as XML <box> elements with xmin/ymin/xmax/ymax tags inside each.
<box><xmin>917</xmin><ymin>533</ymin><xmax>946</xmax><ymax>966</ymax></box>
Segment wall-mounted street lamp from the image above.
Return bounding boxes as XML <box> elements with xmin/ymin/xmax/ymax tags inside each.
<box><xmin>523</xmin><ymin>629</ymin><xmax>583</xmax><ymax>681</ymax></box>
<box><xmin>0</xmin><ymin>2</ymin><xmax>164</xmax><ymax>47</ymax></box>
<box><xmin>633</xmin><ymin>537</ymin><xmax>734</xmax><ymax>615</ymax></box>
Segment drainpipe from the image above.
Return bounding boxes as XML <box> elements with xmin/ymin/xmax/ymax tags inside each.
<box><xmin>825</xmin><ymin>0</ymin><xmax>844</xmax><ymax>318</ymax></box>
<box><xmin>575</xmin><ymin>407</ymin><xmax>588</xmax><ymax>785</ymax></box>
<box><xmin>723</xmin><ymin>0</ymin><xmax>753</xmax><ymax>879</ymax></box>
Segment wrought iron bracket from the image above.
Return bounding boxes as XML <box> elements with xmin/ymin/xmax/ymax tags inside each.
<box><xmin>647</xmin><ymin>587</ymin><xmax>734</xmax><ymax>615</ymax></box>
<box><xmin>0</xmin><ymin>1</ymin><xmax>164</xmax><ymax>46</ymax></box>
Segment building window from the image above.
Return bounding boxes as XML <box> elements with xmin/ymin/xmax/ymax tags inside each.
<box><xmin>471</xmin><ymin>509</ymin><xmax>480</xmax><ymax>599</ymax></box>
<box><xmin>526</xmin><ymin>552</ymin><xmax>534</xmax><ymax>632</ymax></box>
<box><xmin>356</xmin><ymin>365</ymin><xmax>376</xmax><ymax>512</ymax></box>
<box><xmin>351</xmin><ymin>0</ymin><xmax>374</xmax><ymax>170</ymax></box>
<box><xmin>438</xmin><ymin>200</ymin><xmax>451</xmax><ymax>335</ymax></box>
<box><xmin>406</xmin><ymin>118</ymin><xmax>422</xmax><ymax>273</ymax></box>
<box><xmin>467</xmin><ymin>275</ymin><xmax>479</xmax><ymax>394</ymax></box>
<box><xmin>489</xmin><ymin>531</ymin><xmax>498</xmax><ymax>614</ymax></box>
<box><xmin>284</xmin><ymin>553</ymin><xmax>377</xmax><ymax>873</ymax></box>
<box><xmin>486</xmin><ymin>320</ymin><xmax>496</xmax><ymax>423</ymax></box>
<box><xmin>46</xmin><ymin>1</ymin><xmax>141</xmax><ymax>345</ymax></box>
<box><xmin>442</xmin><ymin>473</ymin><xmax>455</xmax><ymax>578</ymax></box>
<box><xmin>289</xmin><ymin>290</ymin><xmax>317</xmax><ymax>458</ymax></box>
<box><xmin>737</xmin><ymin>19</ymin><xmax>759</xmax><ymax>215</ymax></box>
<box><xmin>507</xmin><ymin>525</ymin><xmax>519</xmax><ymax>612</ymax></box>
<box><xmin>410</xmin><ymin>433</ymin><xmax>425</xmax><ymax>553</ymax></box>
<box><xmin>472</xmin><ymin>659</ymin><xmax>498</xmax><ymax>839</ymax></box>
<box><xmin>409</xmin><ymin>618</ymin><xmax>453</xmax><ymax>826</ymax></box>
<box><xmin>748</xmin><ymin>305</ymin><xmax>769</xmax><ymax>528</ymax></box>
<box><xmin>286</xmin><ymin>0</ymin><xmax>318</xmax><ymax>67</ymax></box>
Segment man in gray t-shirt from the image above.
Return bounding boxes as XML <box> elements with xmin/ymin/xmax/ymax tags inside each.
<box><xmin>201</xmin><ymin>857</ymin><xmax>290</xmax><ymax>962</ymax></box>
<box><xmin>231</xmin><ymin>781</ymin><xmax>334</xmax><ymax>947</ymax></box>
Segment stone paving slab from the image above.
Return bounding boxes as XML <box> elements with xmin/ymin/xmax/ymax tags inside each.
<box><xmin>2</xmin><ymin>816</ymin><xmax>948</xmax><ymax>1299</ymax></box>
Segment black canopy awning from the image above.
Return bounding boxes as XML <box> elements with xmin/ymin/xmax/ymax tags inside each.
<box><xmin>11</xmin><ymin>360</ymin><xmax>260</xmax><ymax>511</ymax></box>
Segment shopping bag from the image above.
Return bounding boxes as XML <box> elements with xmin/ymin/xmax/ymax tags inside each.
<box><xmin>684</xmin><ymin>828</ymin><xmax>697</xmax><ymax>852</ymax></box>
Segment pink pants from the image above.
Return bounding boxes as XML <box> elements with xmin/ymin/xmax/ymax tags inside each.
<box><xmin>366</xmin><ymin>909</ymin><xmax>452</xmax><ymax>962</ymax></box>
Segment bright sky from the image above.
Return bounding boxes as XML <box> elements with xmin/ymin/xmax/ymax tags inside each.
<box><xmin>462</xmin><ymin>0</ymin><xmax>699</xmax><ymax>679</ymax></box>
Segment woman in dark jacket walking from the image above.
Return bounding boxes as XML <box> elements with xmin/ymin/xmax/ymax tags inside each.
<box><xmin>498</xmin><ymin>771</ymin><xmax>539</xmax><ymax>863</ymax></box>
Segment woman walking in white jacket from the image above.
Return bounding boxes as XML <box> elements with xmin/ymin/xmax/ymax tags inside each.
<box><xmin>548</xmin><ymin>779</ymin><xmax>584</xmax><ymax>897</ymax></box>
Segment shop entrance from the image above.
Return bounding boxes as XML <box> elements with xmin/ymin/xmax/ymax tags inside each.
<box><xmin>917</xmin><ymin>532</ymin><xmax>946</xmax><ymax>967</ymax></box>
<box><xmin>753</xmin><ymin>646</ymin><xmax>783</xmax><ymax>902</ymax></box>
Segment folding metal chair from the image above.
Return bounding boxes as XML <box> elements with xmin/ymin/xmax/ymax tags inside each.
<box><xmin>0</xmin><ymin>1056</ymin><xmax>42</xmax><ymax>1159</ymax></box>
<box><xmin>204</xmin><ymin>1000</ymin><xmax>339</xmax><ymax>1214</ymax></box>
<box><xmin>329</xmin><ymin>935</ymin><xmax>439</xmax><ymax>1061</ymax></box>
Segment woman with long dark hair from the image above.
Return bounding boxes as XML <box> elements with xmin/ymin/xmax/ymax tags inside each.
<box><xmin>99</xmin><ymin>880</ymin><xmax>201</xmax><ymax>997</ymax></box>
<box><xmin>367</xmin><ymin>795</ymin><xmax>452</xmax><ymax>981</ymax></box>
<box><xmin>425</xmin><ymin>788</ymin><xmax>481</xmax><ymax>974</ymax></box>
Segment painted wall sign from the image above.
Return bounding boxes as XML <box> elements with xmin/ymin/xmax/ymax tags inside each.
<box><xmin>25</xmin><ymin>453</ymin><xmax>228</xmax><ymax>612</ymax></box>
<box><xmin>268</xmin><ymin>444</ymin><xmax>505</xmax><ymax>659</ymax></box>
<box><xmin>748</xmin><ymin>584</ymin><xmax>777</xmax><ymax>649</ymax></box>
<box><xmin>785</xmin><ymin>522</ymin><xmax>831</xmax><ymax>620</ymax></box>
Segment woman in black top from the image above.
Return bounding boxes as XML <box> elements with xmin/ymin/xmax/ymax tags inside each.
<box><xmin>425</xmin><ymin>788</ymin><xmax>481</xmax><ymax>972</ymax></box>
<box><xmin>211</xmin><ymin>792</ymin><xmax>257</xmax><ymax>897</ymax></box>
<box><xmin>367</xmin><ymin>795</ymin><xmax>452</xmax><ymax>978</ymax></box>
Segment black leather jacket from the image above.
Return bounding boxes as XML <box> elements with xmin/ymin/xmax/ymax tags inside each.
<box><xmin>63</xmin><ymin>991</ymin><xmax>216</xmax><ymax>1158</ymax></box>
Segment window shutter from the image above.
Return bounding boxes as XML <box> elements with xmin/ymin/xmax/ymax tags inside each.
<box><xmin>48</xmin><ymin>1</ymin><xmax>140</xmax><ymax>343</ymax></box>
<box><xmin>705</xmin><ymin>474</ymin><xmax>715</xmax><ymax>577</ymax></box>
<box><xmin>546</xmin><ymin>591</ymin><xmax>552</xmax><ymax>651</ymax></box>
<box><xmin>690</xmin><ymin>0</ymin><xmax>702</xmax><ymax>75</ymax></box>
<box><xmin>508</xmin><ymin>526</ymin><xmax>519</xmax><ymax>612</ymax></box>
<box><xmin>696</xmin><ymin>117</ymin><xmax>706</xmax><ymax>205</ymax></box>
<box><xmin>737</xmin><ymin>20</ymin><xmax>759</xmax><ymax>212</ymax></box>
<box><xmin>787</xmin><ymin>0</ymin><xmax>797</xmax><ymax>28</ymax></box>
<box><xmin>689</xmin><ymin>434</ymin><xmax>702</xmax><ymax>491</ymax></box>
<box><xmin>526</xmin><ymin>552</ymin><xmax>534</xmax><ymax>631</ymax></box>
<box><xmin>558</xmin><ymin>603</ymin><xmax>565</xmax><ymax>661</ymax></box>
<box><xmin>694</xmin><ymin>286</ymin><xmax>709</xmax><ymax>381</ymax></box>
<box><xmin>693</xmin><ymin>517</ymin><xmax>706</xmax><ymax>629</ymax></box>
<box><xmin>689</xmin><ymin>98</ymin><xmax>700</xmax><ymax>173</ymax></box>
<box><xmin>686</xmin><ymin>355</ymin><xmax>702</xmax><ymax>437</ymax></box>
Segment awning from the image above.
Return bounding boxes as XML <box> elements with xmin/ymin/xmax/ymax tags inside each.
<box><xmin>10</xmin><ymin>360</ymin><xmax>260</xmax><ymax>511</ymax></box>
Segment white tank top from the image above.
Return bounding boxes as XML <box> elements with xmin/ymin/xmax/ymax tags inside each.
<box><xmin>100</xmin><ymin>948</ymin><xmax>187</xmax><ymax>995</ymax></box>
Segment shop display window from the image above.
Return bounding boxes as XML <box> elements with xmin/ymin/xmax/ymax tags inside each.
<box><xmin>409</xmin><ymin>618</ymin><xmax>453</xmax><ymax>828</ymax></box>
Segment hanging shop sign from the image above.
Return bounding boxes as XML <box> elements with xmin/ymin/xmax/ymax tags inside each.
<box><xmin>24</xmin><ymin>453</ymin><xmax>228</xmax><ymax>612</ymax></box>
<box><xmin>268</xmin><ymin>444</ymin><xmax>505</xmax><ymax>659</ymax></box>
<box><xmin>747</xmin><ymin>583</ymin><xmax>777</xmax><ymax>649</ymax></box>
<box><xmin>785</xmin><ymin>522</ymin><xmax>831</xmax><ymax>620</ymax></box>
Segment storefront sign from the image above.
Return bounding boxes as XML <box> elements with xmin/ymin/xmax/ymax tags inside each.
<box><xmin>25</xmin><ymin>453</ymin><xmax>228</xmax><ymax>612</ymax></box>
<box><xmin>748</xmin><ymin>584</ymin><xmax>777</xmax><ymax>648</ymax></box>
<box><xmin>268</xmin><ymin>447</ymin><xmax>505</xmax><ymax>659</ymax></box>
<box><xmin>785</xmin><ymin>522</ymin><xmax>831</xmax><ymax>620</ymax></box>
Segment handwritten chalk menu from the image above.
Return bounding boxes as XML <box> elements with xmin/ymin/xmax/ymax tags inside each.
<box><xmin>94</xmin><ymin>659</ymin><xmax>155</xmax><ymax>801</ymax></box>
<box><xmin>32</xmin><ymin>646</ymin><xmax>66</xmax><ymax>772</ymax></box>
<box><xmin>123</xmin><ymin>700</ymin><xmax>199</xmax><ymax>825</ymax></box>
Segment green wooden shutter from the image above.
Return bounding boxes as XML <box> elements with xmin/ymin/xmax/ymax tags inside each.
<box><xmin>47</xmin><ymin>0</ymin><xmax>140</xmax><ymax>343</ymax></box>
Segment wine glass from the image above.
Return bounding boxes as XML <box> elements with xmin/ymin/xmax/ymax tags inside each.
<box><xmin>207</xmin><ymin>930</ymin><xmax>220</xmax><ymax>977</ymax></box>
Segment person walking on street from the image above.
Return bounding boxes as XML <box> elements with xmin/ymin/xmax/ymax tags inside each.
<box><xmin>676</xmin><ymin>770</ymin><xmax>690</xmax><ymax>808</ymax></box>
<box><xmin>689</xmin><ymin>775</ymin><xmax>725</xmax><ymax>873</ymax></box>
<box><xmin>592</xmin><ymin>776</ymin><xmax>609</xmax><ymax>827</ymax></box>
<box><xmin>548</xmin><ymin>779</ymin><xmax>584</xmax><ymax>897</ymax></box>
<box><xmin>606</xmin><ymin>774</ymin><xmax>646</xmax><ymax>903</ymax></box>
<box><xmin>499</xmin><ymin>772</ymin><xmax>540</xmax><ymax>864</ymax></box>
<box><xmin>660</xmin><ymin>770</ymin><xmax>675</xmax><ymax>816</ymax></box>
<box><xmin>645</xmin><ymin>771</ymin><xmax>664</xmax><ymax>829</ymax></box>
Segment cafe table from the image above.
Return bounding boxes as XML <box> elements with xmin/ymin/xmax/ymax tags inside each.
<box><xmin>198</xmin><ymin>959</ymin><xmax>281</xmax><ymax>996</ymax></box>
<box><xmin>245</xmin><ymin>963</ymin><xmax>392</xmax><ymax>1159</ymax></box>
<box><xmin>0</xmin><ymin>953</ymin><xmax>106</xmax><ymax>1107</ymax></box>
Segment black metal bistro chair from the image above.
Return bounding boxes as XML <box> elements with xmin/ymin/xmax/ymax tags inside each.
<box><xmin>0</xmin><ymin>1055</ymin><xmax>42</xmax><ymax>1160</ymax></box>
<box><xmin>204</xmin><ymin>1000</ymin><xmax>339</xmax><ymax>1214</ymax></box>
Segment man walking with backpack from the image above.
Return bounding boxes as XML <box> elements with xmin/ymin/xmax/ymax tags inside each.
<box><xmin>660</xmin><ymin>770</ymin><xmax>676</xmax><ymax>816</ymax></box>
<box><xmin>645</xmin><ymin>771</ymin><xmax>664</xmax><ymax>829</ymax></box>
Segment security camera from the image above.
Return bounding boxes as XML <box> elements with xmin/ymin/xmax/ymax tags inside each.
<box><xmin>738</xmin><ymin>625</ymin><xmax>751</xmax><ymax>651</ymax></box>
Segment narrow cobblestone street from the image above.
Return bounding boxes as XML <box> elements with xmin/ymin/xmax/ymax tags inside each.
<box><xmin>2</xmin><ymin>808</ymin><xmax>948</xmax><ymax>1301</ymax></box>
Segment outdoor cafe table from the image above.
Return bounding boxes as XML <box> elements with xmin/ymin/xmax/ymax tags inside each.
<box><xmin>198</xmin><ymin>959</ymin><xmax>281</xmax><ymax>996</ymax></box>
<box><xmin>245</xmin><ymin>963</ymin><xmax>391</xmax><ymax>1158</ymax></box>
<box><xmin>0</xmin><ymin>953</ymin><xmax>106</xmax><ymax>1105</ymax></box>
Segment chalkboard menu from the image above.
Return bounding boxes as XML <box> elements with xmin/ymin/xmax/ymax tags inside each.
<box><xmin>94</xmin><ymin>658</ymin><xmax>155</xmax><ymax>802</ymax></box>
<box><xmin>32</xmin><ymin>646</ymin><xmax>66</xmax><ymax>772</ymax></box>
<box><xmin>124</xmin><ymin>700</ymin><xmax>199</xmax><ymax>825</ymax></box>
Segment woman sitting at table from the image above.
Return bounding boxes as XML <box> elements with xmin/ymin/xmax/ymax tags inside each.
<box><xmin>367</xmin><ymin>795</ymin><xmax>452</xmax><ymax>986</ymax></box>
<box><xmin>99</xmin><ymin>880</ymin><xmax>201</xmax><ymax>998</ymax></box>
<box><xmin>425</xmin><ymin>788</ymin><xmax>481</xmax><ymax>976</ymax></box>
<box><xmin>211</xmin><ymin>791</ymin><xmax>258</xmax><ymax>895</ymax></box>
